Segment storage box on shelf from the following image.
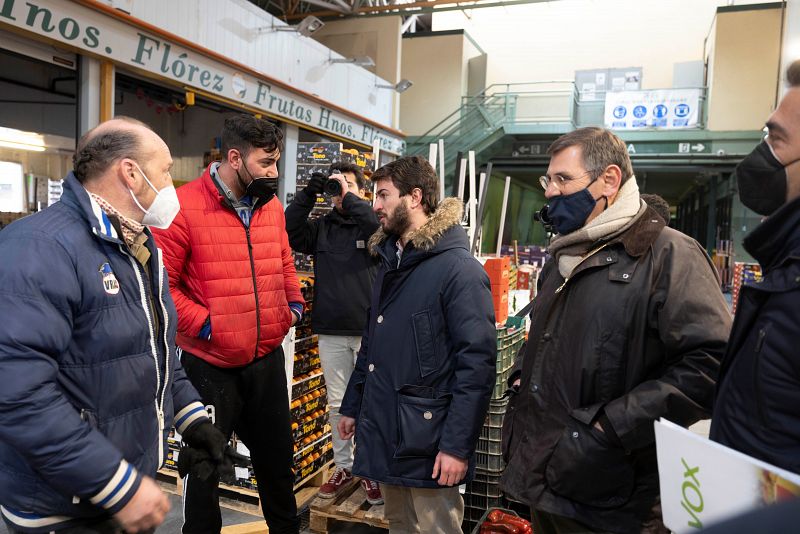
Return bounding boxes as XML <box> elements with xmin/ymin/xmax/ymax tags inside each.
<box><xmin>292</xmin><ymin>371</ymin><xmax>326</xmax><ymax>400</ymax></box>
<box><xmin>294</xmin><ymin>347</ymin><xmax>321</xmax><ymax>376</ymax></box>
<box><xmin>293</xmin><ymin>409</ymin><xmax>329</xmax><ymax>443</ymax></box>
<box><xmin>291</xmin><ymin>387</ymin><xmax>327</xmax><ymax>420</ymax></box>
<box><xmin>293</xmin><ymin>432</ymin><xmax>334</xmax><ymax>486</ymax></box>
<box><xmin>731</xmin><ymin>262</ymin><xmax>762</xmax><ymax>314</ymax></box>
<box><xmin>484</xmin><ymin>257</ymin><xmax>511</xmax><ymax>323</ymax></box>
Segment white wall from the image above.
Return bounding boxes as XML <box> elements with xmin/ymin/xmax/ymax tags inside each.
<box><xmin>706</xmin><ymin>6</ymin><xmax>783</xmax><ymax>131</ymax></box>
<box><xmin>432</xmin><ymin>0</ymin><xmax>778</xmax><ymax>91</ymax></box>
<box><xmin>126</xmin><ymin>0</ymin><xmax>394</xmax><ymax>127</ymax></box>
<box><xmin>782</xmin><ymin>0</ymin><xmax>800</xmax><ymax>97</ymax></box>
<box><xmin>400</xmin><ymin>33</ymin><xmax>466</xmax><ymax>135</ymax></box>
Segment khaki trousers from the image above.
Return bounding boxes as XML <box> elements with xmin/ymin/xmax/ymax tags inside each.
<box><xmin>382</xmin><ymin>484</ymin><xmax>464</xmax><ymax>534</ymax></box>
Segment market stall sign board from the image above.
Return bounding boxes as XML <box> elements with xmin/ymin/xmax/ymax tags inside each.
<box><xmin>0</xmin><ymin>0</ymin><xmax>404</xmax><ymax>153</ymax></box>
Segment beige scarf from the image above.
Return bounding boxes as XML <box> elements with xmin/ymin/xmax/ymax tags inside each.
<box><xmin>548</xmin><ymin>177</ymin><xmax>646</xmax><ymax>278</ymax></box>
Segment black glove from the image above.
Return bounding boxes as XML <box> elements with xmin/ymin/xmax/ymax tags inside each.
<box><xmin>304</xmin><ymin>172</ymin><xmax>326</xmax><ymax>197</ymax></box>
<box><xmin>177</xmin><ymin>446</ymin><xmax>216</xmax><ymax>481</ymax></box>
<box><xmin>179</xmin><ymin>421</ymin><xmax>250</xmax><ymax>484</ymax></box>
<box><xmin>181</xmin><ymin>420</ymin><xmax>227</xmax><ymax>462</ymax></box>
<box><xmin>177</xmin><ymin>445</ymin><xmax>249</xmax><ymax>485</ymax></box>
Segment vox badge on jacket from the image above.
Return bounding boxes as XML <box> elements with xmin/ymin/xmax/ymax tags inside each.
<box><xmin>99</xmin><ymin>263</ymin><xmax>120</xmax><ymax>295</ymax></box>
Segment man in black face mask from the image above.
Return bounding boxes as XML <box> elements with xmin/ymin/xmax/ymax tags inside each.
<box><xmin>151</xmin><ymin>114</ymin><xmax>305</xmax><ymax>534</ymax></box>
<box><xmin>501</xmin><ymin>127</ymin><xmax>731</xmax><ymax>534</ymax></box>
<box><xmin>710</xmin><ymin>60</ymin><xmax>800</xmax><ymax>474</ymax></box>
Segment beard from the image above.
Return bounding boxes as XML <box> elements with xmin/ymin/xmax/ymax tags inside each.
<box><xmin>381</xmin><ymin>200</ymin><xmax>411</xmax><ymax>236</ymax></box>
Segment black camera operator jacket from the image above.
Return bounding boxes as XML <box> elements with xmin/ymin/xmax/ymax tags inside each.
<box><xmin>285</xmin><ymin>190</ymin><xmax>380</xmax><ymax>335</ymax></box>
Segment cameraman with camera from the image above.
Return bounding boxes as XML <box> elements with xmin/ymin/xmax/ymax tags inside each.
<box><xmin>285</xmin><ymin>162</ymin><xmax>382</xmax><ymax>503</ymax></box>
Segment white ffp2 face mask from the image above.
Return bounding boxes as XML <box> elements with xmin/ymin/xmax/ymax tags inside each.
<box><xmin>128</xmin><ymin>162</ymin><xmax>181</xmax><ymax>229</ymax></box>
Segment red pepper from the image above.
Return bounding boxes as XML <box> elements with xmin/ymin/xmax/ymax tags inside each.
<box><xmin>485</xmin><ymin>510</ymin><xmax>532</xmax><ymax>534</ymax></box>
<box><xmin>480</xmin><ymin>522</ymin><xmax>520</xmax><ymax>534</ymax></box>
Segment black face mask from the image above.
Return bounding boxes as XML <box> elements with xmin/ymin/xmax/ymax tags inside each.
<box><xmin>735</xmin><ymin>141</ymin><xmax>787</xmax><ymax>216</ymax></box>
<box><xmin>236</xmin><ymin>151</ymin><xmax>278</xmax><ymax>201</ymax></box>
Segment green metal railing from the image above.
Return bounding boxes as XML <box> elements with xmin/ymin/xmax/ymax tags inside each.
<box><xmin>406</xmin><ymin>82</ymin><xmax>708</xmax><ymax>162</ymax></box>
<box><xmin>407</xmin><ymin>81</ymin><xmax>577</xmax><ymax>158</ymax></box>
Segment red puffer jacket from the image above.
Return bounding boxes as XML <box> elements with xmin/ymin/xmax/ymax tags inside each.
<box><xmin>152</xmin><ymin>164</ymin><xmax>303</xmax><ymax>368</ymax></box>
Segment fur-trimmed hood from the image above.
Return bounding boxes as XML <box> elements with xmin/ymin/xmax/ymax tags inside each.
<box><xmin>368</xmin><ymin>197</ymin><xmax>464</xmax><ymax>255</ymax></box>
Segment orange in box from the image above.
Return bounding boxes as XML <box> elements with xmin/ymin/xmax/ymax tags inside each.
<box><xmin>492</xmin><ymin>291</ymin><xmax>509</xmax><ymax>323</ymax></box>
<box><xmin>484</xmin><ymin>257</ymin><xmax>510</xmax><ymax>276</ymax></box>
<box><xmin>492</xmin><ymin>283</ymin><xmax>509</xmax><ymax>298</ymax></box>
<box><xmin>484</xmin><ymin>257</ymin><xmax>511</xmax><ymax>295</ymax></box>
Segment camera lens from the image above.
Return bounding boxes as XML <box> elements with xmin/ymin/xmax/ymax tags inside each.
<box><xmin>324</xmin><ymin>179</ymin><xmax>342</xmax><ymax>196</ymax></box>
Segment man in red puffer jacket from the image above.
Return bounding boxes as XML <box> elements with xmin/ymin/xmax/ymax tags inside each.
<box><xmin>152</xmin><ymin>114</ymin><xmax>304</xmax><ymax>534</ymax></box>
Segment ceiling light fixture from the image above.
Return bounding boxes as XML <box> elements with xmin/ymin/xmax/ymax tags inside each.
<box><xmin>330</xmin><ymin>56</ymin><xmax>376</xmax><ymax>68</ymax></box>
<box><xmin>260</xmin><ymin>16</ymin><xmax>325</xmax><ymax>37</ymax></box>
<box><xmin>376</xmin><ymin>79</ymin><xmax>414</xmax><ymax>93</ymax></box>
<box><xmin>0</xmin><ymin>127</ymin><xmax>46</xmax><ymax>152</ymax></box>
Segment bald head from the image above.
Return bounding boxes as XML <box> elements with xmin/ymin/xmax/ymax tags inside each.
<box><xmin>73</xmin><ymin>117</ymin><xmax>157</xmax><ymax>183</ymax></box>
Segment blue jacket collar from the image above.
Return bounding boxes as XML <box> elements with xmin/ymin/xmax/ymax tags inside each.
<box><xmin>59</xmin><ymin>173</ymin><xmax>127</xmax><ymax>246</ymax></box>
<box><xmin>744</xmin><ymin>195</ymin><xmax>800</xmax><ymax>273</ymax></box>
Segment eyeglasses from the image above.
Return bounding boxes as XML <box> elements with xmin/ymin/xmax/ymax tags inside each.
<box><xmin>539</xmin><ymin>170</ymin><xmax>598</xmax><ymax>191</ymax></box>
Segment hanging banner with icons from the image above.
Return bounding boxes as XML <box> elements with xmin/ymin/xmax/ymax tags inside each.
<box><xmin>604</xmin><ymin>89</ymin><xmax>702</xmax><ymax>130</ymax></box>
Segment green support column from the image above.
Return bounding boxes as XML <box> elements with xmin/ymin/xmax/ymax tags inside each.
<box><xmin>706</xmin><ymin>174</ymin><xmax>718</xmax><ymax>256</ymax></box>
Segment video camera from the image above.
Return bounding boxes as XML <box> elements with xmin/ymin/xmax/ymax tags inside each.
<box><xmin>310</xmin><ymin>168</ymin><xmax>344</xmax><ymax>196</ymax></box>
<box><xmin>533</xmin><ymin>205</ymin><xmax>554</xmax><ymax>233</ymax></box>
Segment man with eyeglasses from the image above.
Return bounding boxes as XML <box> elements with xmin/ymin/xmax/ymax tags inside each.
<box><xmin>500</xmin><ymin>127</ymin><xmax>731</xmax><ymax>533</ymax></box>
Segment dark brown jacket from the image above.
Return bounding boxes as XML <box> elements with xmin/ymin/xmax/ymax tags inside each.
<box><xmin>500</xmin><ymin>206</ymin><xmax>732</xmax><ymax>533</ymax></box>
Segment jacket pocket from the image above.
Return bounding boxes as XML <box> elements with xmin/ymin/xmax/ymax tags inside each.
<box><xmin>501</xmin><ymin>392</ymin><xmax>518</xmax><ymax>463</ymax></box>
<box><xmin>545</xmin><ymin>418</ymin><xmax>634</xmax><ymax>509</ymax></box>
<box><xmin>411</xmin><ymin>310</ymin><xmax>438</xmax><ymax>377</ymax></box>
<box><xmin>394</xmin><ymin>387</ymin><xmax>451</xmax><ymax>458</ymax></box>
<box><xmin>752</xmin><ymin>323</ymin><xmax>771</xmax><ymax>426</ymax></box>
<box><xmin>595</xmin><ymin>330</ymin><xmax>627</xmax><ymax>402</ymax></box>
<box><xmin>80</xmin><ymin>409</ymin><xmax>99</xmax><ymax>429</ymax></box>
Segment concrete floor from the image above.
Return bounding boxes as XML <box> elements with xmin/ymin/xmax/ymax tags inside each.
<box><xmin>0</xmin><ymin>492</ymin><xmax>384</xmax><ymax>534</ymax></box>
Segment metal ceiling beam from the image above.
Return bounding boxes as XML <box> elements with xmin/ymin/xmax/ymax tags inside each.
<box><xmin>285</xmin><ymin>0</ymin><xmax>553</xmax><ymax>20</ymax></box>
<box><xmin>296</xmin><ymin>0</ymin><xmax>351</xmax><ymax>13</ymax></box>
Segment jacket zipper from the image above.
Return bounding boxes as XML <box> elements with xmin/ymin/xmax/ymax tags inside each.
<box><xmin>156</xmin><ymin>249</ymin><xmax>170</xmax><ymax>461</ymax></box>
<box><xmin>245</xmin><ymin>226</ymin><xmax>261</xmax><ymax>360</ymax></box>
<box><xmin>753</xmin><ymin>327</ymin><xmax>768</xmax><ymax>425</ymax></box>
<box><xmin>555</xmin><ymin>242</ymin><xmax>612</xmax><ymax>293</ymax></box>
<box><xmin>127</xmin><ymin>253</ymin><xmax>166</xmax><ymax>466</ymax></box>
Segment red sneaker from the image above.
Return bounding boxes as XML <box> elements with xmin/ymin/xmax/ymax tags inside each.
<box><xmin>361</xmin><ymin>479</ymin><xmax>383</xmax><ymax>505</ymax></box>
<box><xmin>318</xmin><ymin>468</ymin><xmax>353</xmax><ymax>499</ymax></box>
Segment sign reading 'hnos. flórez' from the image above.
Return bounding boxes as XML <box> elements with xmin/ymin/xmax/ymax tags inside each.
<box><xmin>0</xmin><ymin>0</ymin><xmax>404</xmax><ymax>152</ymax></box>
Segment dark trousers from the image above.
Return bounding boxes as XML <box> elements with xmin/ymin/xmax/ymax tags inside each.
<box><xmin>531</xmin><ymin>507</ymin><xmax>668</xmax><ymax>534</ymax></box>
<box><xmin>532</xmin><ymin>510</ymin><xmax>613</xmax><ymax>534</ymax></box>
<box><xmin>181</xmin><ymin>347</ymin><xmax>298</xmax><ymax>534</ymax></box>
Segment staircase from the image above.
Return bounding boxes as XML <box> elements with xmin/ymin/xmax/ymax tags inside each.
<box><xmin>405</xmin><ymin>91</ymin><xmax>515</xmax><ymax>171</ymax></box>
<box><xmin>405</xmin><ymin>82</ymin><xmax>579</xmax><ymax>185</ymax></box>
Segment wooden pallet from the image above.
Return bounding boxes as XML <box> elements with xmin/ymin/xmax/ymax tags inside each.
<box><xmin>309</xmin><ymin>479</ymin><xmax>389</xmax><ymax>533</ymax></box>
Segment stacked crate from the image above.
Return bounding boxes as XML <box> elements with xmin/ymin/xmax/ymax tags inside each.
<box><xmin>462</xmin><ymin>317</ymin><xmax>526</xmax><ymax>533</ymax></box>
<box><xmin>484</xmin><ymin>257</ymin><xmax>511</xmax><ymax>323</ymax></box>
<box><xmin>289</xmin><ymin>275</ymin><xmax>334</xmax><ymax>486</ymax></box>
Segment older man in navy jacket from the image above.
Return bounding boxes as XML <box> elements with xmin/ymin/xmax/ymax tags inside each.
<box><xmin>0</xmin><ymin>118</ymin><xmax>228</xmax><ymax>533</ymax></box>
<box><xmin>339</xmin><ymin>156</ymin><xmax>496</xmax><ymax>533</ymax></box>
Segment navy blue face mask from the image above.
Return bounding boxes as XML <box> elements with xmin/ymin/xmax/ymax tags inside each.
<box><xmin>547</xmin><ymin>187</ymin><xmax>604</xmax><ymax>235</ymax></box>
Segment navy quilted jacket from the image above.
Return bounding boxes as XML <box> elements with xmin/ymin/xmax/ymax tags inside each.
<box><xmin>711</xmin><ymin>196</ymin><xmax>800</xmax><ymax>471</ymax></box>
<box><xmin>0</xmin><ymin>174</ymin><xmax>208</xmax><ymax>533</ymax></box>
<box><xmin>340</xmin><ymin>198</ymin><xmax>497</xmax><ymax>488</ymax></box>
